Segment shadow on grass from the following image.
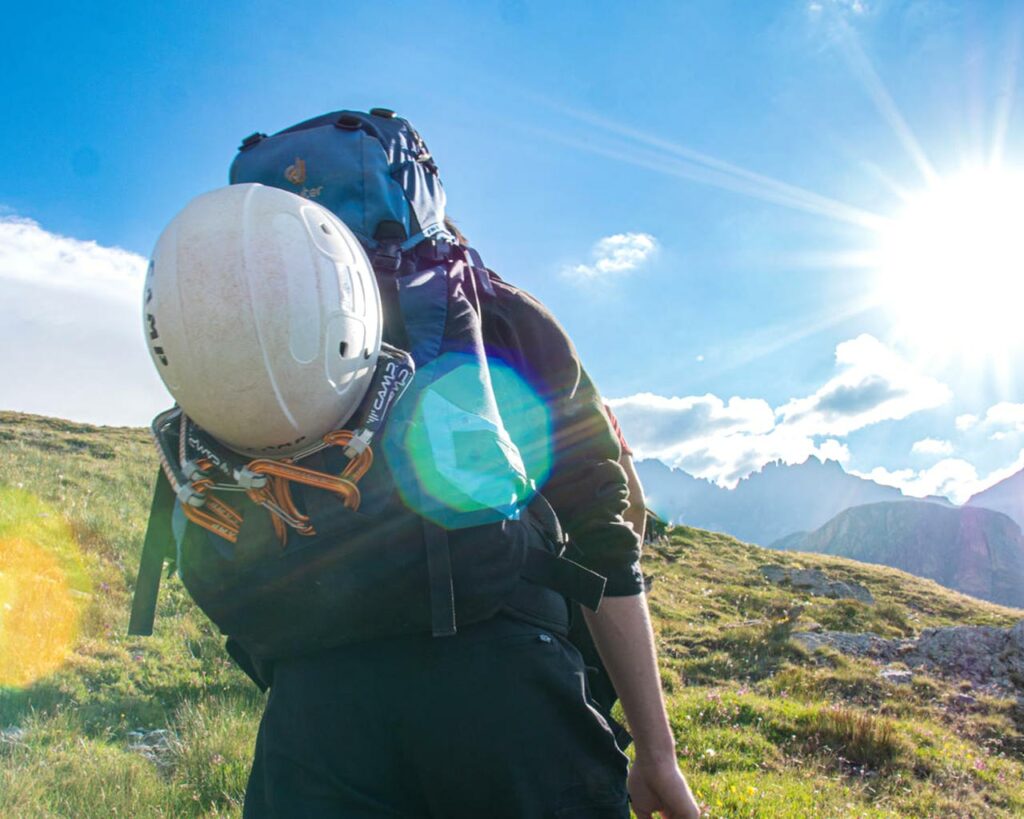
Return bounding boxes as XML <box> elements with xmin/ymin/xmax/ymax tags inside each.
<box><xmin>678</xmin><ymin>615</ymin><xmax>808</xmax><ymax>684</ymax></box>
<box><xmin>0</xmin><ymin>664</ymin><xmax>262</xmax><ymax>735</ymax></box>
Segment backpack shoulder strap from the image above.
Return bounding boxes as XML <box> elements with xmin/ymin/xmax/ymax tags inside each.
<box><xmin>128</xmin><ymin>468</ymin><xmax>177</xmax><ymax>636</ymax></box>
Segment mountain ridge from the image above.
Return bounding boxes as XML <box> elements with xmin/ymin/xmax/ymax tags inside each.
<box><xmin>967</xmin><ymin>467</ymin><xmax>1024</xmax><ymax>530</ymax></box>
<box><xmin>637</xmin><ymin>455</ymin><xmax>953</xmax><ymax>546</ymax></box>
<box><xmin>773</xmin><ymin>500</ymin><xmax>1024</xmax><ymax>609</ymax></box>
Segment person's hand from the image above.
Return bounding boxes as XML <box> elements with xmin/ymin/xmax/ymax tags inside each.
<box><xmin>627</xmin><ymin>756</ymin><xmax>701</xmax><ymax>819</ymax></box>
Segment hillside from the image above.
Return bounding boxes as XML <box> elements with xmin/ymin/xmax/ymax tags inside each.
<box><xmin>1</xmin><ymin>411</ymin><xmax>1024</xmax><ymax>817</ymax></box>
<box><xmin>774</xmin><ymin>501</ymin><xmax>1024</xmax><ymax>609</ymax></box>
<box><xmin>967</xmin><ymin>467</ymin><xmax>1024</xmax><ymax>530</ymax></box>
<box><xmin>637</xmin><ymin>456</ymin><xmax>951</xmax><ymax>546</ymax></box>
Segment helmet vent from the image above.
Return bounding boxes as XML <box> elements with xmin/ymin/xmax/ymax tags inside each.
<box><xmin>320</xmin><ymin>222</ymin><xmax>332</xmax><ymax>235</ymax></box>
<box><xmin>338</xmin><ymin>342</ymin><xmax>349</xmax><ymax>357</ymax></box>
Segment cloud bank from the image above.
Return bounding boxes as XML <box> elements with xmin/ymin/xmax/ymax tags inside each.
<box><xmin>0</xmin><ymin>216</ymin><xmax>170</xmax><ymax>426</ymax></box>
<box><xmin>0</xmin><ymin>217</ymin><xmax>147</xmax><ymax>301</ymax></box>
<box><xmin>855</xmin><ymin>449</ymin><xmax>1024</xmax><ymax>506</ymax></box>
<box><xmin>609</xmin><ymin>334</ymin><xmax>949</xmax><ymax>488</ymax></box>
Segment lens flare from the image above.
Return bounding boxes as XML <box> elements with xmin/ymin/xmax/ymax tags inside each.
<box><xmin>0</xmin><ymin>487</ymin><xmax>90</xmax><ymax>687</ymax></box>
<box><xmin>489</xmin><ymin>361</ymin><xmax>552</xmax><ymax>488</ymax></box>
<box><xmin>385</xmin><ymin>355</ymin><xmax>551</xmax><ymax>528</ymax></box>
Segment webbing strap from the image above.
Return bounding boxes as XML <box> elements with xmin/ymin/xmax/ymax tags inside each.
<box><xmin>128</xmin><ymin>471</ymin><xmax>176</xmax><ymax>636</ymax></box>
<box><xmin>520</xmin><ymin>549</ymin><xmax>607</xmax><ymax>613</ymax></box>
<box><xmin>423</xmin><ymin>520</ymin><xmax>456</xmax><ymax>637</ymax></box>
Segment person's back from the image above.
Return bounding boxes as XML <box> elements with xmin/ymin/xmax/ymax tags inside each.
<box><xmin>142</xmin><ymin>107</ymin><xmax>700</xmax><ymax>818</ymax></box>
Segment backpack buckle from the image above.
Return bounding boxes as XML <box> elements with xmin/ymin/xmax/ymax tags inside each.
<box><xmin>372</xmin><ymin>243</ymin><xmax>403</xmax><ymax>274</ymax></box>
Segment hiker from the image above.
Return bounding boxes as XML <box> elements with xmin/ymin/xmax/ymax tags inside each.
<box><xmin>134</xmin><ymin>109</ymin><xmax>699</xmax><ymax>818</ymax></box>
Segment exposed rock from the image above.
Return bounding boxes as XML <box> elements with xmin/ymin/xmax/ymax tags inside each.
<box><xmin>951</xmin><ymin>693</ymin><xmax>977</xmax><ymax>708</ymax></box>
<box><xmin>126</xmin><ymin>728</ymin><xmax>177</xmax><ymax>770</ymax></box>
<box><xmin>0</xmin><ymin>726</ymin><xmax>26</xmax><ymax>746</ymax></box>
<box><xmin>794</xmin><ymin>630</ymin><xmax>894</xmax><ymax>656</ymax></box>
<box><xmin>880</xmin><ymin>668</ymin><xmax>913</xmax><ymax>685</ymax></box>
<box><xmin>793</xmin><ymin>619</ymin><xmax>1024</xmax><ymax>693</ymax></box>
<box><xmin>760</xmin><ymin>565</ymin><xmax>875</xmax><ymax>604</ymax></box>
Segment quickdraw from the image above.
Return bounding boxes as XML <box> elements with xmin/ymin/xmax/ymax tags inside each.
<box><xmin>150</xmin><ymin>344</ymin><xmax>414</xmax><ymax>547</ymax></box>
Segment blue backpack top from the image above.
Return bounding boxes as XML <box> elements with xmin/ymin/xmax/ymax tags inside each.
<box><xmin>230</xmin><ymin>108</ymin><xmax>454</xmax><ymax>256</ymax></box>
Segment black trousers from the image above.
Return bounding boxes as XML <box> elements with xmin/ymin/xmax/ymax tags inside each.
<box><xmin>243</xmin><ymin>614</ymin><xmax>630</xmax><ymax>818</ymax></box>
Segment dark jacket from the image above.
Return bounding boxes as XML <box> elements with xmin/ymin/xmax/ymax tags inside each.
<box><xmin>480</xmin><ymin>274</ymin><xmax>643</xmax><ymax>597</ymax></box>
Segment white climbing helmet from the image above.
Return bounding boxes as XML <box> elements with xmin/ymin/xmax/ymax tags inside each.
<box><xmin>144</xmin><ymin>183</ymin><xmax>382</xmax><ymax>457</ymax></box>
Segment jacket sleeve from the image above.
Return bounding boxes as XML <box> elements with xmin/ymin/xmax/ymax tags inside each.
<box><xmin>483</xmin><ymin>279</ymin><xmax>644</xmax><ymax>596</ymax></box>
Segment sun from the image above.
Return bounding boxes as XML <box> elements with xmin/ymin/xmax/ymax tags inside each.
<box><xmin>873</xmin><ymin>167</ymin><xmax>1024</xmax><ymax>357</ymax></box>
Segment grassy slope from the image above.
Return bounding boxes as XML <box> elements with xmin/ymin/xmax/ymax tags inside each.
<box><xmin>0</xmin><ymin>410</ymin><xmax>1022</xmax><ymax>817</ymax></box>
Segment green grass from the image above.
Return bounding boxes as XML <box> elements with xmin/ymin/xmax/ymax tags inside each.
<box><xmin>2</xmin><ymin>410</ymin><xmax>1024</xmax><ymax>817</ymax></box>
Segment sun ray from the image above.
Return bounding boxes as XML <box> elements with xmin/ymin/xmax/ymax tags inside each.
<box><xmin>524</xmin><ymin>122</ymin><xmax>887</xmax><ymax>231</ymax></box>
<box><xmin>545</xmin><ymin>97</ymin><xmax>890</xmax><ymax>229</ymax></box>
<box><xmin>836</xmin><ymin>21</ymin><xmax>940</xmax><ymax>185</ymax></box>
<box><xmin>712</xmin><ymin>293</ymin><xmax>879</xmax><ymax>375</ymax></box>
<box><xmin>989</xmin><ymin>13</ymin><xmax>1022</xmax><ymax>168</ymax></box>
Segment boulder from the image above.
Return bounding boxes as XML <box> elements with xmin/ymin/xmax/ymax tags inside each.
<box><xmin>793</xmin><ymin>619</ymin><xmax>1024</xmax><ymax>692</ymax></box>
<box><xmin>759</xmin><ymin>565</ymin><xmax>875</xmax><ymax>604</ymax></box>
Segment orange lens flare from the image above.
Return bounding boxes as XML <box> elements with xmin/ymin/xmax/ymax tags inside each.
<box><xmin>0</xmin><ymin>488</ymin><xmax>90</xmax><ymax>687</ymax></box>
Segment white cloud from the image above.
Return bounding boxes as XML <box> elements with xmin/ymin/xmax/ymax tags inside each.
<box><xmin>809</xmin><ymin>0</ymin><xmax>869</xmax><ymax>16</ymax></box>
<box><xmin>0</xmin><ymin>217</ymin><xmax>147</xmax><ymax>301</ymax></box>
<box><xmin>855</xmin><ymin>460</ymin><xmax>978</xmax><ymax>504</ymax></box>
<box><xmin>776</xmin><ymin>334</ymin><xmax>950</xmax><ymax>437</ymax></box>
<box><xmin>984</xmin><ymin>402</ymin><xmax>1024</xmax><ymax>432</ymax></box>
<box><xmin>817</xmin><ymin>438</ymin><xmax>852</xmax><ymax>463</ymax></box>
<box><xmin>566</xmin><ymin>232</ymin><xmax>657</xmax><ymax>278</ymax></box>
<box><xmin>609</xmin><ymin>334</ymin><xmax>942</xmax><ymax>488</ymax></box>
<box><xmin>608</xmin><ymin>393</ymin><xmax>774</xmax><ymax>449</ymax></box>
<box><xmin>911</xmin><ymin>437</ymin><xmax>953</xmax><ymax>456</ymax></box>
<box><xmin>0</xmin><ymin>216</ymin><xmax>170</xmax><ymax>426</ymax></box>
<box><xmin>955</xmin><ymin>413</ymin><xmax>978</xmax><ymax>431</ymax></box>
<box><xmin>855</xmin><ymin>448</ymin><xmax>1024</xmax><ymax>505</ymax></box>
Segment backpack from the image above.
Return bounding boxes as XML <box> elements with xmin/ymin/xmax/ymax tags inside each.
<box><xmin>129</xmin><ymin>109</ymin><xmax>607</xmax><ymax>685</ymax></box>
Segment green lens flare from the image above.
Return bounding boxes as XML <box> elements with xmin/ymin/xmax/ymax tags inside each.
<box><xmin>384</xmin><ymin>355</ymin><xmax>551</xmax><ymax>528</ymax></box>
<box><xmin>489</xmin><ymin>361</ymin><xmax>552</xmax><ymax>489</ymax></box>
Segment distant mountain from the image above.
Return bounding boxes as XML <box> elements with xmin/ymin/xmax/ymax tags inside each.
<box><xmin>966</xmin><ymin>467</ymin><xmax>1024</xmax><ymax>530</ymax></box>
<box><xmin>774</xmin><ymin>501</ymin><xmax>1024</xmax><ymax>608</ymax></box>
<box><xmin>637</xmin><ymin>456</ymin><xmax>950</xmax><ymax>546</ymax></box>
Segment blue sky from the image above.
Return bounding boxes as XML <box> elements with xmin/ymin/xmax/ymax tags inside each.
<box><xmin>2</xmin><ymin>0</ymin><xmax>1023</xmax><ymax>503</ymax></box>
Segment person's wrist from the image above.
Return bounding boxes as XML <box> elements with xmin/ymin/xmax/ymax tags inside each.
<box><xmin>633</xmin><ymin>738</ymin><xmax>678</xmax><ymax>766</ymax></box>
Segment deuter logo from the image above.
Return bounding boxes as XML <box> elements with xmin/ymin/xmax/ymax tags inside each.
<box><xmin>285</xmin><ymin>157</ymin><xmax>307</xmax><ymax>185</ymax></box>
